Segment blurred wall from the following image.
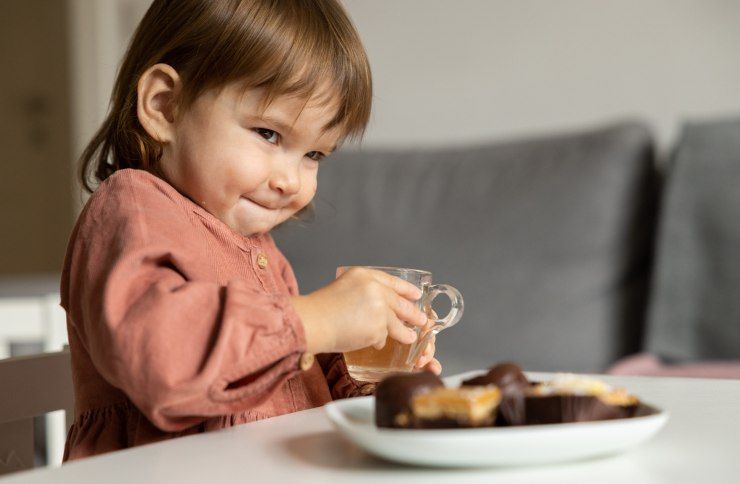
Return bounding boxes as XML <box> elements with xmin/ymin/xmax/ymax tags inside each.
<box><xmin>103</xmin><ymin>0</ymin><xmax>740</xmax><ymax>154</ymax></box>
<box><xmin>4</xmin><ymin>0</ymin><xmax>740</xmax><ymax>274</ymax></box>
<box><xmin>0</xmin><ymin>0</ymin><xmax>73</xmax><ymax>274</ymax></box>
<box><xmin>342</xmin><ymin>0</ymin><xmax>740</xmax><ymax>152</ymax></box>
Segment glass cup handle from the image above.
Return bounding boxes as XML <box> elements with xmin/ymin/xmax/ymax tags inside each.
<box><xmin>406</xmin><ymin>284</ymin><xmax>464</xmax><ymax>366</ymax></box>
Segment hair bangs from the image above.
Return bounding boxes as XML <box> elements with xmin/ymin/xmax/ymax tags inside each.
<box><xmin>215</xmin><ymin>0</ymin><xmax>372</xmax><ymax>140</ymax></box>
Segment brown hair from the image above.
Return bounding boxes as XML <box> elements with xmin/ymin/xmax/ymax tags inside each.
<box><xmin>79</xmin><ymin>0</ymin><xmax>372</xmax><ymax>193</ymax></box>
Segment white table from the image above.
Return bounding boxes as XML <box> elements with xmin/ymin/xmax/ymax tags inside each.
<box><xmin>2</xmin><ymin>372</ymin><xmax>739</xmax><ymax>483</ymax></box>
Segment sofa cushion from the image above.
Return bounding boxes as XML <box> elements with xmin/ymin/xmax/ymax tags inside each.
<box><xmin>646</xmin><ymin>117</ymin><xmax>740</xmax><ymax>362</ymax></box>
<box><xmin>273</xmin><ymin>122</ymin><xmax>658</xmax><ymax>374</ymax></box>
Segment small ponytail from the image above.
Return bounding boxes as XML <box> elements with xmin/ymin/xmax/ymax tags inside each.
<box><xmin>78</xmin><ymin>80</ymin><xmax>163</xmax><ymax>192</ymax></box>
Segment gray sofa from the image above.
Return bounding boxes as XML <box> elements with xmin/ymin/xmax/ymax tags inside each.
<box><xmin>274</xmin><ymin>121</ymin><xmax>662</xmax><ymax>375</ymax></box>
<box><xmin>645</xmin><ymin>118</ymin><xmax>740</xmax><ymax>363</ymax></box>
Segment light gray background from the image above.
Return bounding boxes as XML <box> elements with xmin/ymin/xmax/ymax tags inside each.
<box><xmin>82</xmin><ymin>0</ymin><xmax>740</xmax><ymax>157</ymax></box>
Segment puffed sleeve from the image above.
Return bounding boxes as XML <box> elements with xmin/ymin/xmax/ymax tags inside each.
<box><xmin>316</xmin><ymin>353</ymin><xmax>377</xmax><ymax>399</ymax></box>
<box><xmin>269</xmin><ymin>238</ymin><xmax>376</xmax><ymax>399</ymax></box>
<box><xmin>63</xmin><ymin>171</ymin><xmax>308</xmax><ymax>431</ymax></box>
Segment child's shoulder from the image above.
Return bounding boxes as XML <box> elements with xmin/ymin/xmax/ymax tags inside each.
<box><xmin>90</xmin><ymin>169</ymin><xmax>183</xmax><ymax>207</ymax></box>
<box><xmin>79</xmin><ymin>169</ymin><xmax>191</xmax><ymax>230</ymax></box>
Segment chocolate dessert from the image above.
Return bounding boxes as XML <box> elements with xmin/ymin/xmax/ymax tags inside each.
<box><xmin>461</xmin><ymin>362</ymin><xmax>529</xmax><ymax>393</ymax></box>
<box><xmin>462</xmin><ymin>362</ymin><xmax>529</xmax><ymax>425</ymax></box>
<box><xmin>411</xmin><ymin>386</ymin><xmax>502</xmax><ymax>428</ymax></box>
<box><xmin>374</xmin><ymin>371</ymin><xmax>444</xmax><ymax>428</ymax></box>
<box><xmin>524</xmin><ymin>374</ymin><xmax>640</xmax><ymax>424</ymax></box>
<box><xmin>374</xmin><ymin>364</ymin><xmax>642</xmax><ymax>430</ymax></box>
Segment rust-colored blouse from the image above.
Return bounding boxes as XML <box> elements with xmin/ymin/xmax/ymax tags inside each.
<box><xmin>60</xmin><ymin>169</ymin><xmax>371</xmax><ymax>461</ymax></box>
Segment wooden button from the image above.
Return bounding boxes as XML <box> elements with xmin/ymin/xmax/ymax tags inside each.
<box><xmin>299</xmin><ymin>352</ymin><xmax>315</xmax><ymax>371</ymax></box>
<box><xmin>256</xmin><ymin>253</ymin><xmax>268</xmax><ymax>269</ymax></box>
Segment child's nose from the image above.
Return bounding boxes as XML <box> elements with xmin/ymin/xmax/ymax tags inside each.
<box><xmin>269</xmin><ymin>161</ymin><xmax>301</xmax><ymax>195</ymax></box>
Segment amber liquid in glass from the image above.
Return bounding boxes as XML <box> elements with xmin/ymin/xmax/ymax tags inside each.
<box><xmin>344</xmin><ymin>332</ymin><xmax>427</xmax><ymax>382</ymax></box>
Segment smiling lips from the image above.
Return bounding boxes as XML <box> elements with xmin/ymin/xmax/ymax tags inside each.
<box><xmin>242</xmin><ymin>197</ymin><xmax>283</xmax><ymax>210</ymax></box>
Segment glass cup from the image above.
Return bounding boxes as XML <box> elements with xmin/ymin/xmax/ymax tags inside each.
<box><xmin>336</xmin><ymin>266</ymin><xmax>464</xmax><ymax>382</ymax></box>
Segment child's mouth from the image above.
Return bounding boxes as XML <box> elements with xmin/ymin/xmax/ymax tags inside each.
<box><xmin>241</xmin><ymin>196</ymin><xmax>280</xmax><ymax>211</ymax></box>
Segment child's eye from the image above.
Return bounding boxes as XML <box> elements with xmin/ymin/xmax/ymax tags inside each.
<box><xmin>255</xmin><ymin>128</ymin><xmax>279</xmax><ymax>144</ymax></box>
<box><xmin>255</xmin><ymin>127</ymin><xmax>325</xmax><ymax>161</ymax></box>
<box><xmin>306</xmin><ymin>151</ymin><xmax>326</xmax><ymax>162</ymax></box>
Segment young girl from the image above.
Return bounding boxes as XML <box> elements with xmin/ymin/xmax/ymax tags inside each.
<box><xmin>61</xmin><ymin>0</ymin><xmax>440</xmax><ymax>461</ymax></box>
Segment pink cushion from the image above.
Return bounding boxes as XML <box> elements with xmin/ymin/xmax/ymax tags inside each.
<box><xmin>607</xmin><ymin>353</ymin><xmax>740</xmax><ymax>379</ymax></box>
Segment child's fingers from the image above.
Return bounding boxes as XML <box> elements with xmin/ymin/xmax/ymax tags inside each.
<box><xmin>422</xmin><ymin>358</ymin><xmax>442</xmax><ymax>375</ymax></box>
<box><xmin>415</xmin><ymin>335</ymin><xmax>436</xmax><ymax>368</ymax></box>
<box><xmin>386</xmin><ymin>314</ymin><xmax>418</xmax><ymax>345</ymax></box>
<box><xmin>388</xmin><ymin>293</ymin><xmax>428</xmax><ymax>328</ymax></box>
<box><xmin>372</xmin><ymin>337</ymin><xmax>387</xmax><ymax>350</ymax></box>
<box><xmin>369</xmin><ymin>270</ymin><xmax>422</xmax><ymax>301</ymax></box>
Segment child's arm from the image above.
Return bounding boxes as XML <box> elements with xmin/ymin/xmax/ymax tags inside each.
<box><xmin>271</xmin><ymin>242</ymin><xmax>376</xmax><ymax>398</ymax></box>
<box><xmin>63</xmin><ymin>173</ymin><xmax>312</xmax><ymax>432</ymax></box>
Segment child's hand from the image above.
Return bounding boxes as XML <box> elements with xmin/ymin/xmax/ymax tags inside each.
<box><xmin>415</xmin><ymin>337</ymin><xmax>441</xmax><ymax>375</ymax></box>
<box><xmin>291</xmin><ymin>267</ymin><xmax>429</xmax><ymax>354</ymax></box>
<box><xmin>414</xmin><ymin>310</ymin><xmax>442</xmax><ymax>375</ymax></box>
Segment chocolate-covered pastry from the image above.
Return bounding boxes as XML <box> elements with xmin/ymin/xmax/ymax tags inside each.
<box><xmin>525</xmin><ymin>375</ymin><xmax>639</xmax><ymax>424</ymax></box>
<box><xmin>375</xmin><ymin>366</ymin><xmax>643</xmax><ymax>430</ymax></box>
<box><xmin>375</xmin><ymin>371</ymin><xmax>444</xmax><ymax>428</ymax></box>
<box><xmin>411</xmin><ymin>386</ymin><xmax>502</xmax><ymax>428</ymax></box>
<box><xmin>462</xmin><ymin>362</ymin><xmax>529</xmax><ymax>425</ymax></box>
<box><xmin>462</xmin><ymin>362</ymin><xmax>529</xmax><ymax>394</ymax></box>
<box><xmin>524</xmin><ymin>395</ymin><xmax>634</xmax><ymax>424</ymax></box>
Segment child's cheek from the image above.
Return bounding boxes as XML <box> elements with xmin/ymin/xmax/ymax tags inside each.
<box><xmin>292</xmin><ymin>181</ymin><xmax>317</xmax><ymax>214</ymax></box>
<box><xmin>301</xmin><ymin>167</ymin><xmax>318</xmax><ymax>194</ymax></box>
<box><xmin>306</xmin><ymin>179</ymin><xmax>318</xmax><ymax>202</ymax></box>
<box><xmin>299</xmin><ymin>185</ymin><xmax>316</xmax><ymax>208</ymax></box>
<box><xmin>231</xmin><ymin>163</ymin><xmax>269</xmax><ymax>191</ymax></box>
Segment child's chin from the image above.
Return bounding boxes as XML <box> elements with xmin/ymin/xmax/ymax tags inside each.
<box><xmin>235</xmin><ymin>216</ymin><xmax>284</xmax><ymax>237</ymax></box>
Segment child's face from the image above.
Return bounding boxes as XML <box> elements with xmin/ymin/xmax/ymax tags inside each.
<box><xmin>159</xmin><ymin>84</ymin><xmax>342</xmax><ymax>237</ymax></box>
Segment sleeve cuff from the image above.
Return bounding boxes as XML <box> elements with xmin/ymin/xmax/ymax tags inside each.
<box><xmin>209</xmin><ymin>292</ymin><xmax>309</xmax><ymax>403</ymax></box>
<box><xmin>317</xmin><ymin>353</ymin><xmax>377</xmax><ymax>399</ymax></box>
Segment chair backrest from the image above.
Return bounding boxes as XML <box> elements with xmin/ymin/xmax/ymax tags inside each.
<box><xmin>0</xmin><ymin>349</ymin><xmax>73</xmax><ymax>475</ymax></box>
<box><xmin>646</xmin><ymin>117</ymin><xmax>740</xmax><ymax>361</ymax></box>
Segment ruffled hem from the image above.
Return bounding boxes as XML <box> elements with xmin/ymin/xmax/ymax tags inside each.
<box><xmin>63</xmin><ymin>401</ymin><xmax>287</xmax><ymax>462</ymax></box>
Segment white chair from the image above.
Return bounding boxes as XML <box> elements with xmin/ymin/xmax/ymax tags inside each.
<box><xmin>0</xmin><ymin>294</ymin><xmax>68</xmax><ymax>358</ymax></box>
<box><xmin>0</xmin><ymin>273</ymin><xmax>70</xmax><ymax>470</ymax></box>
<box><xmin>0</xmin><ymin>349</ymin><xmax>74</xmax><ymax>476</ymax></box>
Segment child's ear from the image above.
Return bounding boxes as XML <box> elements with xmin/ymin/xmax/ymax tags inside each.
<box><xmin>136</xmin><ymin>63</ymin><xmax>181</xmax><ymax>144</ymax></box>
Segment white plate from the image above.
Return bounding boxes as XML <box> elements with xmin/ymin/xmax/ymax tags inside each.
<box><xmin>324</xmin><ymin>396</ymin><xmax>669</xmax><ymax>468</ymax></box>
